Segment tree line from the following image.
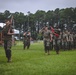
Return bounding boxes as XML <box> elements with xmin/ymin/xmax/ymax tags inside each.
<box><xmin>0</xmin><ymin>7</ymin><xmax>76</xmax><ymax>39</ymax></box>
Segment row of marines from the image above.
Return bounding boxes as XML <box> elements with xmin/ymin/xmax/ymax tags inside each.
<box><xmin>39</xmin><ymin>26</ymin><xmax>76</xmax><ymax>55</ymax></box>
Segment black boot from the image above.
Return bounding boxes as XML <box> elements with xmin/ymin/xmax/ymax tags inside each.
<box><xmin>6</xmin><ymin>50</ymin><xmax>12</xmax><ymax>62</ymax></box>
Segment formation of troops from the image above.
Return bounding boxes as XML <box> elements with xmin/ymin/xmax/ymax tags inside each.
<box><xmin>40</xmin><ymin>26</ymin><xmax>76</xmax><ymax>55</ymax></box>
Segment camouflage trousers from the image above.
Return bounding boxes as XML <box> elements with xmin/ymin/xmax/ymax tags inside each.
<box><xmin>23</xmin><ymin>40</ymin><xmax>30</xmax><ymax>49</ymax></box>
<box><xmin>4</xmin><ymin>39</ymin><xmax>12</xmax><ymax>59</ymax></box>
<box><xmin>53</xmin><ymin>39</ymin><xmax>60</xmax><ymax>54</ymax></box>
<box><xmin>44</xmin><ymin>39</ymin><xmax>50</xmax><ymax>53</ymax></box>
<box><xmin>62</xmin><ymin>41</ymin><xmax>68</xmax><ymax>50</ymax></box>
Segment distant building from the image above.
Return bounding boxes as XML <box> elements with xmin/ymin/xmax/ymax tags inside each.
<box><xmin>0</xmin><ymin>23</ymin><xmax>4</xmax><ymax>45</ymax></box>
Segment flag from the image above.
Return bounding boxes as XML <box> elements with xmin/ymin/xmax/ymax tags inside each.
<box><xmin>53</xmin><ymin>32</ymin><xmax>59</xmax><ymax>37</ymax></box>
<box><xmin>51</xmin><ymin>26</ymin><xmax>54</xmax><ymax>33</ymax></box>
<box><xmin>51</xmin><ymin>26</ymin><xmax>59</xmax><ymax>37</ymax></box>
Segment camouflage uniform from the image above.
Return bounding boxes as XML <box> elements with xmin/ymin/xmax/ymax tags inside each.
<box><xmin>40</xmin><ymin>27</ymin><xmax>52</xmax><ymax>55</ymax></box>
<box><xmin>58</xmin><ymin>32</ymin><xmax>63</xmax><ymax>50</ymax></box>
<box><xmin>62</xmin><ymin>31</ymin><xmax>68</xmax><ymax>50</ymax></box>
<box><xmin>2</xmin><ymin>25</ymin><xmax>13</xmax><ymax>62</ymax></box>
<box><xmin>50</xmin><ymin>33</ymin><xmax>53</xmax><ymax>50</ymax></box>
<box><xmin>53</xmin><ymin>28</ymin><xmax>61</xmax><ymax>54</ymax></box>
<box><xmin>67</xmin><ymin>32</ymin><xmax>73</xmax><ymax>50</ymax></box>
<box><xmin>23</xmin><ymin>32</ymin><xmax>31</xmax><ymax>49</ymax></box>
<box><xmin>73</xmin><ymin>33</ymin><xmax>76</xmax><ymax>49</ymax></box>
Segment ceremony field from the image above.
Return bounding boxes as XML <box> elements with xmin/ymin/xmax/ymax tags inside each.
<box><xmin>0</xmin><ymin>41</ymin><xmax>76</xmax><ymax>75</ymax></box>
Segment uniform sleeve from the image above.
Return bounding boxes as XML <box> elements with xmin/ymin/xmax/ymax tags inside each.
<box><xmin>10</xmin><ymin>26</ymin><xmax>14</xmax><ymax>33</ymax></box>
<box><xmin>2</xmin><ymin>26</ymin><xmax>8</xmax><ymax>35</ymax></box>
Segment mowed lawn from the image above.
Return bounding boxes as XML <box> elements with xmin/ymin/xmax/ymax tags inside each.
<box><xmin>0</xmin><ymin>41</ymin><xmax>76</xmax><ymax>75</ymax></box>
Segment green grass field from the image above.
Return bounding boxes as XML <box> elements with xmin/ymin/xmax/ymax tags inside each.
<box><xmin>0</xmin><ymin>41</ymin><xmax>76</xmax><ymax>75</ymax></box>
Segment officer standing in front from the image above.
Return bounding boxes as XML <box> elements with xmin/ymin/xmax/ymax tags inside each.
<box><xmin>40</xmin><ymin>26</ymin><xmax>52</xmax><ymax>55</ymax></box>
<box><xmin>2</xmin><ymin>16</ymin><xmax>14</xmax><ymax>62</ymax></box>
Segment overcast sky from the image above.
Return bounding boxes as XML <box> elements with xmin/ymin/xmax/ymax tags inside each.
<box><xmin>0</xmin><ymin>0</ymin><xmax>76</xmax><ymax>15</ymax></box>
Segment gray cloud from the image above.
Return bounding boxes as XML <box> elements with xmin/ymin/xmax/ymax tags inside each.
<box><xmin>0</xmin><ymin>0</ymin><xmax>76</xmax><ymax>14</ymax></box>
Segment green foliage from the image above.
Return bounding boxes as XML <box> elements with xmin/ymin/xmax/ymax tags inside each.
<box><xmin>0</xmin><ymin>8</ymin><xmax>76</xmax><ymax>29</ymax></box>
<box><xmin>0</xmin><ymin>41</ymin><xmax>76</xmax><ymax>75</ymax></box>
<box><xmin>0</xmin><ymin>8</ymin><xmax>75</xmax><ymax>28</ymax></box>
<box><xmin>0</xmin><ymin>8</ymin><xmax>76</xmax><ymax>39</ymax></box>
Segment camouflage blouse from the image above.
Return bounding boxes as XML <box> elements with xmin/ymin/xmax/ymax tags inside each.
<box><xmin>2</xmin><ymin>25</ymin><xmax>13</xmax><ymax>40</ymax></box>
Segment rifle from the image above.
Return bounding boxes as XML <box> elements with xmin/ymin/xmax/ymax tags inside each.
<box><xmin>7</xmin><ymin>15</ymin><xmax>15</xmax><ymax>35</ymax></box>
